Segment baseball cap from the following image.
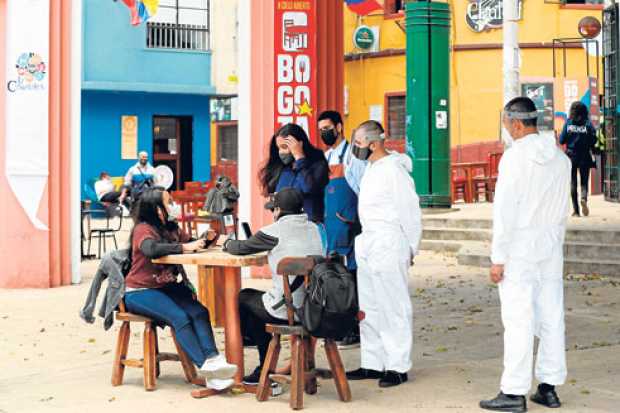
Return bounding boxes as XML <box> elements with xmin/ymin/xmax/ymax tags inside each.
<box><xmin>264</xmin><ymin>188</ymin><xmax>304</xmax><ymax>214</ymax></box>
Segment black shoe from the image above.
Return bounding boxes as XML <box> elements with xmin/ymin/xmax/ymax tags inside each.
<box><xmin>242</xmin><ymin>366</ymin><xmax>262</xmax><ymax>385</ymax></box>
<box><xmin>480</xmin><ymin>392</ymin><xmax>527</xmax><ymax>412</ymax></box>
<box><xmin>572</xmin><ymin>212</ymin><xmax>580</xmax><ymax>217</ymax></box>
<box><xmin>530</xmin><ymin>384</ymin><xmax>561</xmax><ymax>408</ymax></box>
<box><xmin>581</xmin><ymin>199</ymin><xmax>589</xmax><ymax>217</ymax></box>
<box><xmin>378</xmin><ymin>371</ymin><xmax>408</xmax><ymax>388</ymax></box>
<box><xmin>337</xmin><ymin>332</ymin><xmax>360</xmax><ymax>349</ymax></box>
<box><xmin>346</xmin><ymin>367</ymin><xmax>383</xmax><ymax>380</ymax></box>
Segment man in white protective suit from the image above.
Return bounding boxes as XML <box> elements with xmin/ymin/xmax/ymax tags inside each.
<box><xmin>344</xmin><ymin>120</ymin><xmax>422</xmax><ymax>388</ymax></box>
<box><xmin>480</xmin><ymin>97</ymin><xmax>571</xmax><ymax>413</ymax></box>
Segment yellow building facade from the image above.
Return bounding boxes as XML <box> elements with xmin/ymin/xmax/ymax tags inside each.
<box><xmin>344</xmin><ymin>1</ymin><xmax>603</xmax><ymax>152</ymax></box>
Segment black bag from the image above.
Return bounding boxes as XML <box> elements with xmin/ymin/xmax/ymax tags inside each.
<box><xmin>297</xmin><ymin>255</ymin><xmax>358</xmax><ymax>340</ymax></box>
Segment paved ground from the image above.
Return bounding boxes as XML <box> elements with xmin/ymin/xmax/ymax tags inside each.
<box><xmin>1</xmin><ymin>246</ymin><xmax>619</xmax><ymax>412</ymax></box>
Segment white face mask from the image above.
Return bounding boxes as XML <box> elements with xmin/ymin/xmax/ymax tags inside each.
<box><xmin>501</xmin><ymin>127</ymin><xmax>514</xmax><ymax>148</ymax></box>
<box><xmin>166</xmin><ymin>203</ymin><xmax>182</xmax><ymax>221</ymax></box>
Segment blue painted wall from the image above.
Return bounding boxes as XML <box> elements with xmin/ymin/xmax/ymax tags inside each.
<box><xmin>83</xmin><ymin>0</ymin><xmax>213</xmax><ymax>95</ymax></box>
<box><xmin>81</xmin><ymin>91</ymin><xmax>211</xmax><ymax>198</ymax></box>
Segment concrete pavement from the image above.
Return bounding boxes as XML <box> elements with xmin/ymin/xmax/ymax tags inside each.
<box><xmin>1</xmin><ymin>248</ymin><xmax>619</xmax><ymax>412</ymax></box>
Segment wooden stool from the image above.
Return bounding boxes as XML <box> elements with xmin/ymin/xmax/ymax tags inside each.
<box><xmin>111</xmin><ymin>300</ymin><xmax>205</xmax><ymax>391</ymax></box>
<box><xmin>256</xmin><ymin>257</ymin><xmax>352</xmax><ymax>410</ymax></box>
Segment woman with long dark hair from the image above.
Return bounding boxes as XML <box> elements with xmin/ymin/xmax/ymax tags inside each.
<box><xmin>559</xmin><ymin>101</ymin><xmax>597</xmax><ymax>216</ymax></box>
<box><xmin>124</xmin><ymin>188</ymin><xmax>237</xmax><ymax>390</ymax></box>
<box><xmin>258</xmin><ymin>123</ymin><xmax>329</xmax><ymax>223</ymax></box>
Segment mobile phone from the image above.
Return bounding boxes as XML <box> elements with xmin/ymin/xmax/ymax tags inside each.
<box><xmin>242</xmin><ymin>222</ymin><xmax>252</xmax><ymax>239</ymax></box>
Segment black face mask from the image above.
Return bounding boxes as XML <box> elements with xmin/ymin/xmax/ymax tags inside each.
<box><xmin>279</xmin><ymin>151</ymin><xmax>294</xmax><ymax>165</ymax></box>
<box><xmin>352</xmin><ymin>144</ymin><xmax>372</xmax><ymax>160</ymax></box>
<box><xmin>320</xmin><ymin>128</ymin><xmax>338</xmax><ymax>146</ymax></box>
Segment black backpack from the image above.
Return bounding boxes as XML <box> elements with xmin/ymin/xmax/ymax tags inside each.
<box><xmin>295</xmin><ymin>255</ymin><xmax>358</xmax><ymax>340</ymax></box>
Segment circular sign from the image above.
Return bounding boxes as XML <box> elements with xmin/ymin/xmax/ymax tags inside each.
<box><xmin>353</xmin><ymin>26</ymin><xmax>375</xmax><ymax>50</ymax></box>
<box><xmin>154</xmin><ymin>165</ymin><xmax>174</xmax><ymax>190</ymax></box>
<box><xmin>578</xmin><ymin>16</ymin><xmax>601</xmax><ymax>39</ymax></box>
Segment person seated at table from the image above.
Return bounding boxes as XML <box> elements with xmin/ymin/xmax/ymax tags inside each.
<box><xmin>95</xmin><ymin>172</ymin><xmax>129</xmax><ymax>209</ymax></box>
<box><xmin>124</xmin><ymin>187</ymin><xmax>237</xmax><ymax>391</ymax></box>
<box><xmin>223</xmin><ymin>188</ymin><xmax>325</xmax><ymax>385</ymax></box>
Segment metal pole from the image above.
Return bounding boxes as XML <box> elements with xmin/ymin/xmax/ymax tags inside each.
<box><xmin>503</xmin><ymin>0</ymin><xmax>520</xmax><ymax>145</ymax></box>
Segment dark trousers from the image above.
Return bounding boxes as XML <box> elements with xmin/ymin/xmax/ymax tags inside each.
<box><xmin>238</xmin><ymin>288</ymin><xmax>287</xmax><ymax>368</ymax></box>
<box><xmin>125</xmin><ymin>283</ymin><xmax>218</xmax><ymax>367</ymax></box>
<box><xmin>570</xmin><ymin>158</ymin><xmax>590</xmax><ymax>215</ymax></box>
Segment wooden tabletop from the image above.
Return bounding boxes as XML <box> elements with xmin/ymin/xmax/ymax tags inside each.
<box><xmin>152</xmin><ymin>246</ymin><xmax>268</xmax><ymax>267</ymax></box>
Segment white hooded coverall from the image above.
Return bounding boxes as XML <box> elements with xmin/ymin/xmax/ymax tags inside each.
<box><xmin>491</xmin><ymin>132</ymin><xmax>571</xmax><ymax>395</ymax></box>
<box><xmin>356</xmin><ymin>152</ymin><xmax>422</xmax><ymax>373</ymax></box>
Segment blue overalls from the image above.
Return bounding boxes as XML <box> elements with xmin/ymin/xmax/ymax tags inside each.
<box><xmin>324</xmin><ymin>143</ymin><xmax>360</xmax><ymax>270</ymax></box>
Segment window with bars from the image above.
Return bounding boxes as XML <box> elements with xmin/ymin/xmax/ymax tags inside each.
<box><xmin>218</xmin><ymin>123</ymin><xmax>238</xmax><ymax>162</ymax></box>
<box><xmin>146</xmin><ymin>0</ymin><xmax>210</xmax><ymax>51</ymax></box>
<box><xmin>386</xmin><ymin>94</ymin><xmax>406</xmax><ymax>140</ymax></box>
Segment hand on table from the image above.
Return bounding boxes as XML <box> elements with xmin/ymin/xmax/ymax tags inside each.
<box><xmin>183</xmin><ymin>239</ymin><xmax>206</xmax><ymax>253</ymax></box>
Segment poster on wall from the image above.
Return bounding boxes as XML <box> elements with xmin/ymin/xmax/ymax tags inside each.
<box><xmin>4</xmin><ymin>0</ymin><xmax>50</xmax><ymax>230</ymax></box>
<box><xmin>121</xmin><ymin>116</ymin><xmax>138</xmax><ymax>159</ymax></box>
<box><xmin>553</xmin><ymin>77</ymin><xmax>600</xmax><ymax>134</ymax></box>
<box><xmin>274</xmin><ymin>0</ymin><xmax>318</xmax><ymax>143</ymax></box>
<box><xmin>521</xmin><ymin>82</ymin><xmax>554</xmax><ymax>131</ymax></box>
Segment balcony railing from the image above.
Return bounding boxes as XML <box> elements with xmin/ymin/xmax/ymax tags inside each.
<box><xmin>146</xmin><ymin>22</ymin><xmax>209</xmax><ymax>51</ymax></box>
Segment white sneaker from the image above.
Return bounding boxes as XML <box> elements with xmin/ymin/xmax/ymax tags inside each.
<box><xmin>200</xmin><ymin>354</ymin><xmax>238</xmax><ymax>379</ymax></box>
<box><xmin>206</xmin><ymin>377</ymin><xmax>234</xmax><ymax>391</ymax></box>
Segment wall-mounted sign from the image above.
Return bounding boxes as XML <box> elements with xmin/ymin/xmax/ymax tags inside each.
<box><xmin>466</xmin><ymin>0</ymin><xmax>523</xmax><ymax>33</ymax></box>
<box><xmin>121</xmin><ymin>116</ymin><xmax>138</xmax><ymax>160</ymax></box>
<box><xmin>274</xmin><ymin>0</ymin><xmax>318</xmax><ymax>143</ymax></box>
<box><xmin>353</xmin><ymin>25</ymin><xmax>376</xmax><ymax>50</ymax></box>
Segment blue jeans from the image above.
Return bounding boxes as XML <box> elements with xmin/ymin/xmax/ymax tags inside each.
<box><xmin>124</xmin><ymin>282</ymin><xmax>218</xmax><ymax>367</ymax></box>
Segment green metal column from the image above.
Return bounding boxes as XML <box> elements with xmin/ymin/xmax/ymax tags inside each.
<box><xmin>405</xmin><ymin>2</ymin><xmax>451</xmax><ymax>208</ymax></box>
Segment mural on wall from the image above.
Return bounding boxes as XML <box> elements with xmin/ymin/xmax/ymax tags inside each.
<box><xmin>274</xmin><ymin>0</ymin><xmax>318</xmax><ymax>142</ymax></box>
<box><xmin>466</xmin><ymin>0</ymin><xmax>523</xmax><ymax>33</ymax></box>
<box><xmin>4</xmin><ymin>0</ymin><xmax>50</xmax><ymax>230</ymax></box>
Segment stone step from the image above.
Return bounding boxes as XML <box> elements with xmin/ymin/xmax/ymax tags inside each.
<box><xmin>419</xmin><ymin>240</ymin><xmax>463</xmax><ymax>254</ymax></box>
<box><xmin>457</xmin><ymin>244</ymin><xmax>620</xmax><ymax>277</ymax></box>
<box><xmin>423</xmin><ymin>225</ymin><xmax>620</xmax><ymax>245</ymax></box>
<box><xmin>423</xmin><ymin>227</ymin><xmax>492</xmax><ymax>242</ymax></box>
<box><xmin>422</xmin><ymin>217</ymin><xmax>493</xmax><ymax>230</ymax></box>
<box><xmin>564</xmin><ymin>242</ymin><xmax>620</xmax><ymax>261</ymax></box>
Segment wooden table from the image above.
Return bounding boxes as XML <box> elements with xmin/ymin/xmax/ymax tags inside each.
<box><xmin>452</xmin><ymin>161</ymin><xmax>488</xmax><ymax>203</ymax></box>
<box><xmin>153</xmin><ymin>247</ymin><xmax>268</xmax><ymax>398</ymax></box>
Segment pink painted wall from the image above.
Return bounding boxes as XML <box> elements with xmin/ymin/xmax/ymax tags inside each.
<box><xmin>0</xmin><ymin>0</ymin><xmax>73</xmax><ymax>288</ymax></box>
<box><xmin>249</xmin><ymin>0</ymin><xmax>275</xmax><ymax>236</ymax></box>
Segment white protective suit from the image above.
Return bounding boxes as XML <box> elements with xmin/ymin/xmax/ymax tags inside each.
<box><xmin>491</xmin><ymin>132</ymin><xmax>571</xmax><ymax>395</ymax></box>
<box><xmin>356</xmin><ymin>152</ymin><xmax>422</xmax><ymax>373</ymax></box>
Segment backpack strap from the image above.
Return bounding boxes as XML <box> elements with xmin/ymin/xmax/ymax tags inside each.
<box><xmin>271</xmin><ymin>275</ymin><xmax>305</xmax><ymax>311</ymax></box>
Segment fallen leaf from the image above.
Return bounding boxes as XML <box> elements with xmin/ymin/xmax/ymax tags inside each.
<box><xmin>40</xmin><ymin>328</ymin><xmax>46</xmax><ymax>333</ymax></box>
<box><xmin>436</xmin><ymin>346</ymin><xmax>448</xmax><ymax>353</ymax></box>
<box><xmin>88</xmin><ymin>338</ymin><xmax>96</xmax><ymax>344</ymax></box>
<box><xmin>108</xmin><ymin>397</ymin><xmax>116</xmax><ymax>402</ymax></box>
<box><xmin>568</xmin><ymin>379</ymin><xmax>577</xmax><ymax>385</ymax></box>
<box><xmin>39</xmin><ymin>396</ymin><xmax>54</xmax><ymax>402</ymax></box>
<box><xmin>581</xmin><ymin>389</ymin><xmax>590</xmax><ymax>395</ymax></box>
<box><xmin>102</xmin><ymin>350</ymin><xmax>111</xmax><ymax>355</ymax></box>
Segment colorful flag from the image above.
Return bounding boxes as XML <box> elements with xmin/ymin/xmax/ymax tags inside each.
<box><xmin>345</xmin><ymin>0</ymin><xmax>382</xmax><ymax>16</ymax></box>
<box><xmin>120</xmin><ymin>0</ymin><xmax>159</xmax><ymax>26</ymax></box>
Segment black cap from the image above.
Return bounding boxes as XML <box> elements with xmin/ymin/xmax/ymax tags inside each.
<box><xmin>264</xmin><ymin>188</ymin><xmax>304</xmax><ymax>214</ymax></box>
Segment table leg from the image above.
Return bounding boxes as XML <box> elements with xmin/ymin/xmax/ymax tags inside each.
<box><xmin>223</xmin><ymin>266</ymin><xmax>244</xmax><ymax>385</ymax></box>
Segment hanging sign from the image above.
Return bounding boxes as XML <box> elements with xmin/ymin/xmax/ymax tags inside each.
<box><xmin>353</xmin><ymin>25</ymin><xmax>376</xmax><ymax>50</ymax></box>
<box><xmin>121</xmin><ymin>116</ymin><xmax>138</xmax><ymax>159</ymax></box>
<box><xmin>466</xmin><ymin>0</ymin><xmax>523</xmax><ymax>33</ymax></box>
<box><xmin>4</xmin><ymin>0</ymin><xmax>50</xmax><ymax>230</ymax></box>
<box><xmin>274</xmin><ymin>0</ymin><xmax>318</xmax><ymax>143</ymax></box>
